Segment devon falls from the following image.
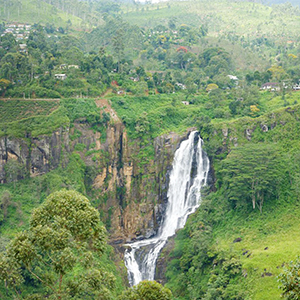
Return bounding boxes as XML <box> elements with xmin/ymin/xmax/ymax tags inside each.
<box><xmin>124</xmin><ymin>131</ymin><xmax>210</xmax><ymax>286</ymax></box>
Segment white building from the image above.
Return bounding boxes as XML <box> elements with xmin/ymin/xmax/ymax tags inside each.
<box><xmin>55</xmin><ymin>74</ymin><xmax>67</xmax><ymax>80</ymax></box>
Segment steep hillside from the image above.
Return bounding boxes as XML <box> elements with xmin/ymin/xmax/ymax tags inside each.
<box><xmin>0</xmin><ymin>98</ymin><xmax>179</xmax><ymax>242</ymax></box>
<box><xmin>165</xmin><ymin>103</ymin><xmax>300</xmax><ymax>299</ymax></box>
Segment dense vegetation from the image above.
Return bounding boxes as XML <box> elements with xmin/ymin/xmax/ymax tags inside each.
<box><xmin>2</xmin><ymin>0</ymin><xmax>300</xmax><ymax>299</ymax></box>
<box><xmin>0</xmin><ymin>190</ymin><xmax>115</xmax><ymax>299</ymax></box>
<box><xmin>164</xmin><ymin>104</ymin><xmax>300</xmax><ymax>299</ymax></box>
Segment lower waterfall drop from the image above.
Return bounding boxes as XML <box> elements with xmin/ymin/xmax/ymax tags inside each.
<box><xmin>124</xmin><ymin>131</ymin><xmax>210</xmax><ymax>286</ymax></box>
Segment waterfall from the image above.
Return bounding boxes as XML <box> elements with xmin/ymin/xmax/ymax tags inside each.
<box><xmin>124</xmin><ymin>131</ymin><xmax>210</xmax><ymax>286</ymax></box>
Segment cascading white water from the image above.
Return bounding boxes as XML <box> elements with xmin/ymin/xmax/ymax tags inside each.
<box><xmin>124</xmin><ymin>131</ymin><xmax>210</xmax><ymax>286</ymax></box>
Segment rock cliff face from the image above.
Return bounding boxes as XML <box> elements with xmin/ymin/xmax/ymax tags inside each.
<box><xmin>0</xmin><ymin>117</ymin><xmax>189</xmax><ymax>243</ymax></box>
<box><xmin>79</xmin><ymin>121</ymin><xmax>189</xmax><ymax>243</ymax></box>
<box><xmin>66</xmin><ymin>113</ymin><xmax>191</xmax><ymax>243</ymax></box>
<box><xmin>0</xmin><ymin>128</ymin><xmax>70</xmax><ymax>183</ymax></box>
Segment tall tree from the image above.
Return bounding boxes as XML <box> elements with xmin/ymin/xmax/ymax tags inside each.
<box><xmin>220</xmin><ymin>143</ymin><xmax>286</xmax><ymax>212</ymax></box>
<box><xmin>0</xmin><ymin>190</ymin><xmax>115</xmax><ymax>299</ymax></box>
<box><xmin>112</xmin><ymin>29</ymin><xmax>125</xmax><ymax>73</ymax></box>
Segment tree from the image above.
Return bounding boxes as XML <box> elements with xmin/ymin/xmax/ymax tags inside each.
<box><xmin>185</xmin><ymin>77</ymin><xmax>197</xmax><ymax>98</ymax></box>
<box><xmin>0</xmin><ymin>78</ymin><xmax>11</xmax><ymax>96</ymax></box>
<box><xmin>0</xmin><ymin>190</ymin><xmax>11</xmax><ymax>224</ymax></box>
<box><xmin>278</xmin><ymin>258</ymin><xmax>300</xmax><ymax>299</ymax></box>
<box><xmin>112</xmin><ymin>29</ymin><xmax>125</xmax><ymax>73</ymax></box>
<box><xmin>134</xmin><ymin>80</ymin><xmax>148</xmax><ymax>96</ymax></box>
<box><xmin>267</xmin><ymin>65</ymin><xmax>288</xmax><ymax>81</ymax></box>
<box><xmin>0</xmin><ymin>33</ymin><xmax>17</xmax><ymax>52</ymax></box>
<box><xmin>194</xmin><ymin>113</ymin><xmax>212</xmax><ymax>139</ymax></box>
<box><xmin>118</xmin><ymin>280</ymin><xmax>173</xmax><ymax>300</ymax></box>
<box><xmin>4</xmin><ymin>159</ymin><xmax>26</xmax><ymax>186</ymax></box>
<box><xmin>0</xmin><ymin>190</ymin><xmax>115</xmax><ymax>299</ymax></box>
<box><xmin>220</xmin><ymin>143</ymin><xmax>285</xmax><ymax>213</ymax></box>
<box><xmin>206</xmin><ymin>83</ymin><xmax>219</xmax><ymax>92</ymax></box>
<box><xmin>135</xmin><ymin>112</ymin><xmax>150</xmax><ymax>137</ymax></box>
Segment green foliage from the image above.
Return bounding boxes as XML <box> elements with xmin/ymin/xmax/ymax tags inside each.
<box><xmin>0</xmin><ymin>190</ymin><xmax>11</xmax><ymax>224</ymax></box>
<box><xmin>165</xmin><ymin>102</ymin><xmax>300</xmax><ymax>299</ymax></box>
<box><xmin>60</xmin><ymin>99</ymin><xmax>101</xmax><ymax>123</ymax></box>
<box><xmin>0</xmin><ymin>100</ymin><xmax>59</xmax><ymax>124</ymax></box>
<box><xmin>166</xmin><ymin>195</ymin><xmax>246</xmax><ymax>300</ymax></box>
<box><xmin>220</xmin><ymin>143</ymin><xmax>286</xmax><ymax>213</ymax></box>
<box><xmin>3</xmin><ymin>2</ymin><xmax>300</xmax><ymax>299</ymax></box>
<box><xmin>74</xmin><ymin>143</ymin><xmax>86</xmax><ymax>152</ymax></box>
<box><xmin>70</xmin><ymin>128</ymin><xmax>82</xmax><ymax>141</ymax></box>
<box><xmin>7</xmin><ymin>85</ymin><xmax>61</xmax><ymax>99</ymax></box>
<box><xmin>0</xmin><ymin>98</ymin><xmax>110</xmax><ymax>139</ymax></box>
<box><xmin>111</xmin><ymin>94</ymin><xmax>199</xmax><ymax>138</ymax></box>
<box><xmin>278</xmin><ymin>258</ymin><xmax>300</xmax><ymax>299</ymax></box>
<box><xmin>0</xmin><ymin>152</ymin><xmax>87</xmax><ymax>237</ymax></box>
<box><xmin>4</xmin><ymin>159</ymin><xmax>28</xmax><ymax>183</ymax></box>
<box><xmin>0</xmin><ymin>190</ymin><xmax>115</xmax><ymax>299</ymax></box>
<box><xmin>118</xmin><ymin>280</ymin><xmax>173</xmax><ymax>300</ymax></box>
<box><xmin>0</xmin><ymin>106</ymin><xmax>69</xmax><ymax>138</ymax></box>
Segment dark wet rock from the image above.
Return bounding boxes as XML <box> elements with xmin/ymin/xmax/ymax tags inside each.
<box><xmin>233</xmin><ymin>237</ymin><xmax>242</xmax><ymax>243</ymax></box>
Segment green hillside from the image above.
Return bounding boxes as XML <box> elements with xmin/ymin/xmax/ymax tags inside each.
<box><xmin>1</xmin><ymin>0</ymin><xmax>300</xmax><ymax>299</ymax></box>
<box><xmin>122</xmin><ymin>0</ymin><xmax>300</xmax><ymax>38</ymax></box>
<box><xmin>0</xmin><ymin>0</ymin><xmax>83</xmax><ymax>28</ymax></box>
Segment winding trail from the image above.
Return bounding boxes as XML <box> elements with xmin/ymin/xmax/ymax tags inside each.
<box><xmin>95</xmin><ymin>89</ymin><xmax>121</xmax><ymax>123</ymax></box>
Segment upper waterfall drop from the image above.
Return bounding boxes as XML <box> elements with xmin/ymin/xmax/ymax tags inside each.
<box><xmin>124</xmin><ymin>131</ymin><xmax>210</xmax><ymax>286</ymax></box>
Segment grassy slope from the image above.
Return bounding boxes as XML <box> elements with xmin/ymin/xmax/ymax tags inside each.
<box><xmin>0</xmin><ymin>106</ymin><xmax>69</xmax><ymax>138</ymax></box>
<box><xmin>215</xmin><ymin>203</ymin><xmax>300</xmax><ymax>299</ymax></box>
<box><xmin>0</xmin><ymin>0</ymin><xmax>82</xmax><ymax>27</ymax></box>
<box><xmin>123</xmin><ymin>0</ymin><xmax>300</xmax><ymax>39</ymax></box>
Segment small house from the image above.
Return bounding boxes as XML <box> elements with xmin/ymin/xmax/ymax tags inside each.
<box><xmin>68</xmin><ymin>65</ymin><xmax>79</xmax><ymax>69</ymax></box>
<box><xmin>293</xmin><ymin>84</ymin><xmax>300</xmax><ymax>91</ymax></box>
<box><xmin>175</xmin><ymin>83</ymin><xmax>186</xmax><ymax>90</ymax></box>
<box><xmin>19</xmin><ymin>44</ymin><xmax>27</xmax><ymax>53</ymax></box>
<box><xmin>228</xmin><ymin>75</ymin><xmax>239</xmax><ymax>85</ymax></box>
<box><xmin>261</xmin><ymin>82</ymin><xmax>280</xmax><ymax>92</ymax></box>
<box><xmin>16</xmin><ymin>34</ymin><xmax>24</xmax><ymax>40</ymax></box>
<box><xmin>55</xmin><ymin>74</ymin><xmax>67</xmax><ymax>80</ymax></box>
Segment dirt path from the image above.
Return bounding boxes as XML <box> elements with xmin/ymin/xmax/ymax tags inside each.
<box><xmin>95</xmin><ymin>89</ymin><xmax>121</xmax><ymax>123</ymax></box>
